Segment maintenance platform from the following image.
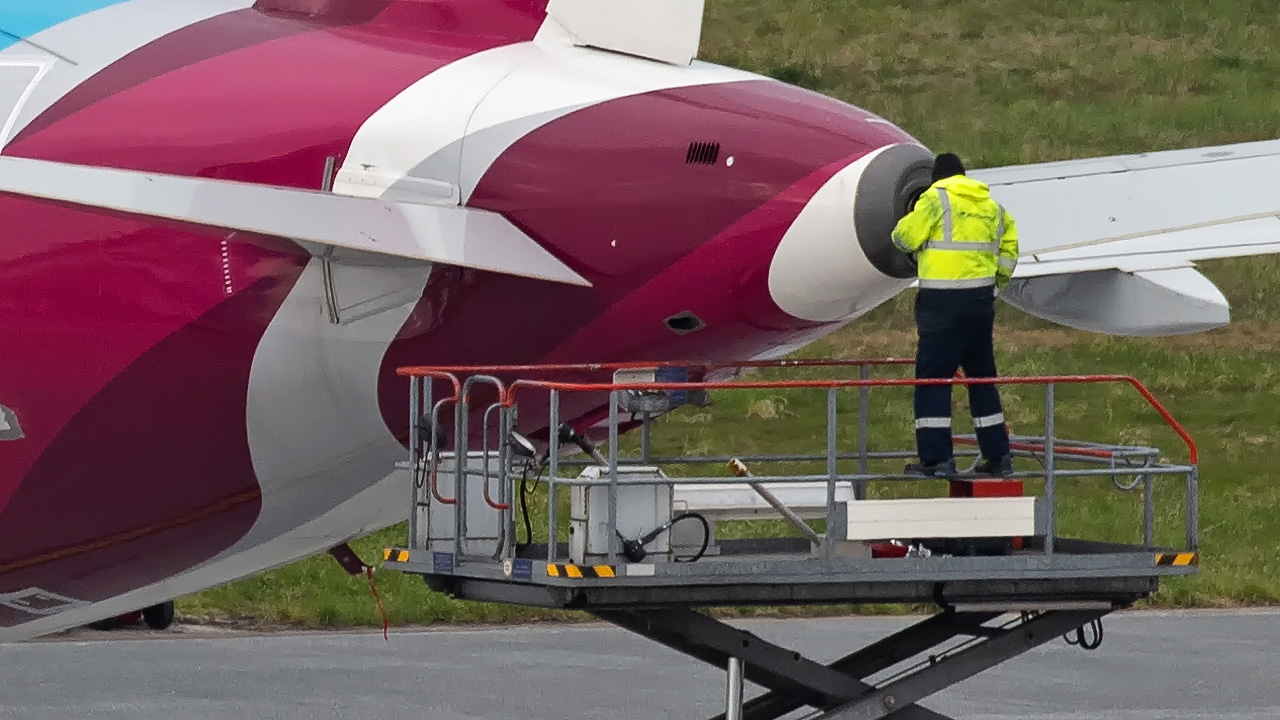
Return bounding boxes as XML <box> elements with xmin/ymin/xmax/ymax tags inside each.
<box><xmin>382</xmin><ymin>359</ymin><xmax>1199</xmax><ymax>720</ymax></box>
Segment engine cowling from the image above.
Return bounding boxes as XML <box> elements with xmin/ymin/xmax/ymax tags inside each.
<box><xmin>768</xmin><ymin>143</ymin><xmax>933</xmax><ymax>323</ymax></box>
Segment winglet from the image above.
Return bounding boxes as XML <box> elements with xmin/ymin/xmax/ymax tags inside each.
<box><xmin>543</xmin><ymin>0</ymin><xmax>706</xmax><ymax>66</ymax></box>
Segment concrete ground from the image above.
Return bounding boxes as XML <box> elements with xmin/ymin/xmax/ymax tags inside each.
<box><xmin>2</xmin><ymin>610</ymin><xmax>1276</xmax><ymax>720</ymax></box>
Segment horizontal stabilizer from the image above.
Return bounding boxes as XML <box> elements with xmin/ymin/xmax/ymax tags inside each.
<box><xmin>0</xmin><ymin>157</ymin><xmax>590</xmax><ymax>287</ymax></box>
<box><xmin>1000</xmin><ymin>267</ymin><xmax>1228</xmax><ymax>336</ymax></box>
<box><xmin>543</xmin><ymin>0</ymin><xmax>706</xmax><ymax>65</ymax></box>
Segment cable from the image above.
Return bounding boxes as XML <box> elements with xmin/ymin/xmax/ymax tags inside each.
<box><xmin>672</xmin><ymin>512</ymin><xmax>711</xmax><ymax>563</ymax></box>
<box><xmin>518</xmin><ymin>465</ymin><xmax>533</xmax><ymax>549</ymax></box>
<box><xmin>412</xmin><ymin>447</ymin><xmax>427</xmax><ymax>489</ymax></box>
<box><xmin>1064</xmin><ymin>618</ymin><xmax>1104</xmax><ymax>650</ymax></box>
<box><xmin>517</xmin><ymin>463</ymin><xmax>548</xmax><ymax>550</ymax></box>
<box><xmin>617</xmin><ymin>513</ymin><xmax>712</xmax><ymax>563</ymax></box>
<box><xmin>1112</xmin><ymin>457</ymin><xmax>1145</xmax><ymax>492</ymax></box>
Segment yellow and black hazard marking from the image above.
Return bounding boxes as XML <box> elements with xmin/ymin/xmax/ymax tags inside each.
<box><xmin>1155</xmin><ymin>553</ymin><xmax>1198</xmax><ymax>567</ymax></box>
<box><xmin>547</xmin><ymin>563</ymin><xmax>616</xmax><ymax>579</ymax></box>
<box><xmin>383</xmin><ymin>548</ymin><xmax>410</xmax><ymax>563</ymax></box>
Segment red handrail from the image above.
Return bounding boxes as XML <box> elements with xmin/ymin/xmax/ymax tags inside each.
<box><xmin>413</xmin><ymin>370</ymin><xmax>463</xmax><ymax>398</ymax></box>
<box><xmin>410</xmin><ymin>372</ymin><xmax>464</xmax><ymax>506</ymax></box>
<box><xmin>956</xmin><ymin>437</ymin><xmax>1121</xmax><ymax>461</ymax></box>
<box><xmin>493</xmin><ymin>374</ymin><xmax>1196</xmax><ymax>465</ymax></box>
<box><xmin>397</xmin><ymin>357</ymin><xmax>914</xmax><ymax>377</ymax></box>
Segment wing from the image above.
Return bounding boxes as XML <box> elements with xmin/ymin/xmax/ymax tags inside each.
<box><xmin>972</xmin><ymin>139</ymin><xmax>1280</xmax><ymax>335</ymax></box>
<box><xmin>0</xmin><ymin>156</ymin><xmax>590</xmax><ymax>287</ymax></box>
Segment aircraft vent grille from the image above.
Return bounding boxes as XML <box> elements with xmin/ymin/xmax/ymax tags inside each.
<box><xmin>686</xmin><ymin>142</ymin><xmax>721</xmax><ymax>165</ymax></box>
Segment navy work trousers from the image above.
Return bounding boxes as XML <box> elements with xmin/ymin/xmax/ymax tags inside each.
<box><xmin>913</xmin><ymin>287</ymin><xmax>1011</xmax><ymax>465</ymax></box>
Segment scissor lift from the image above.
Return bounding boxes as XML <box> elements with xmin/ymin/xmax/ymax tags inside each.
<box><xmin>382</xmin><ymin>359</ymin><xmax>1199</xmax><ymax>720</ymax></box>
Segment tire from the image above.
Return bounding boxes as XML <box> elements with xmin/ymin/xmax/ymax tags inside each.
<box><xmin>88</xmin><ymin>617</ymin><xmax>119</xmax><ymax>631</ymax></box>
<box><xmin>142</xmin><ymin>601</ymin><xmax>175</xmax><ymax>630</ymax></box>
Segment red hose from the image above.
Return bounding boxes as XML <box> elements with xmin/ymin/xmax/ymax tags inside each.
<box><xmin>365</xmin><ymin>566</ymin><xmax>389</xmax><ymax>641</ymax></box>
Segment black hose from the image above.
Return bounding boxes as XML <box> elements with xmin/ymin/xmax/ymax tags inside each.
<box><xmin>517</xmin><ymin>464</ymin><xmax>547</xmax><ymax>550</ymax></box>
<box><xmin>517</xmin><ymin>461</ymin><xmax>537</xmax><ymax>545</ymax></box>
<box><xmin>1064</xmin><ymin>618</ymin><xmax>1104</xmax><ymax>650</ymax></box>
<box><xmin>671</xmin><ymin>512</ymin><xmax>711</xmax><ymax>563</ymax></box>
<box><xmin>519</xmin><ymin>466</ymin><xmax>533</xmax><ymax>549</ymax></box>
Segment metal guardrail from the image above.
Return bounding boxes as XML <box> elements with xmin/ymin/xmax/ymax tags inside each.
<box><xmin>398</xmin><ymin>359</ymin><xmax>1199</xmax><ymax>568</ymax></box>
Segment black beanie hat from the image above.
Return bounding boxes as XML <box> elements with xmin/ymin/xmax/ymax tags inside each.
<box><xmin>931</xmin><ymin>153</ymin><xmax>966</xmax><ymax>183</ymax></box>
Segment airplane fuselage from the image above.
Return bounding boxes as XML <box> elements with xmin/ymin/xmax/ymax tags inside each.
<box><xmin>0</xmin><ymin>0</ymin><xmax>926</xmax><ymax>639</ymax></box>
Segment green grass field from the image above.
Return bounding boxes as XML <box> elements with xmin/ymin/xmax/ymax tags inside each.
<box><xmin>179</xmin><ymin>0</ymin><xmax>1280</xmax><ymax>627</ymax></box>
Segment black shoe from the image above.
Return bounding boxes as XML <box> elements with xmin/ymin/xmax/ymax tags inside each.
<box><xmin>973</xmin><ymin>455</ymin><xmax>1014</xmax><ymax>477</ymax></box>
<box><xmin>904</xmin><ymin>459</ymin><xmax>957</xmax><ymax>478</ymax></box>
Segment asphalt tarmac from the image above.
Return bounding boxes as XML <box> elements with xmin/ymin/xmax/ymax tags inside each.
<box><xmin>1</xmin><ymin>610</ymin><xmax>1275</xmax><ymax>719</ymax></box>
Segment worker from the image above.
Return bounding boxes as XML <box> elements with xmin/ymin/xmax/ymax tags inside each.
<box><xmin>891</xmin><ymin>153</ymin><xmax>1018</xmax><ymax>478</ymax></box>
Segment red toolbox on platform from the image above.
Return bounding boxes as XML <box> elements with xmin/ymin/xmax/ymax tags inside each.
<box><xmin>949</xmin><ymin>478</ymin><xmax>1024</xmax><ymax>498</ymax></box>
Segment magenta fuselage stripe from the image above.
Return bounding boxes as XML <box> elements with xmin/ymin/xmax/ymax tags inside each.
<box><xmin>12</xmin><ymin>0</ymin><xmax>550</xmax><ymax>148</ymax></box>
<box><xmin>11</xmin><ymin>8</ymin><xmax>315</xmax><ymax>145</ymax></box>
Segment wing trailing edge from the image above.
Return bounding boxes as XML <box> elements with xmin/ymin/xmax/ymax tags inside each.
<box><xmin>973</xmin><ymin>138</ymin><xmax>1280</xmax><ymax>335</ymax></box>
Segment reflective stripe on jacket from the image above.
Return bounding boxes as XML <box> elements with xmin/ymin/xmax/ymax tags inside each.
<box><xmin>890</xmin><ymin>175</ymin><xmax>1019</xmax><ymax>290</ymax></box>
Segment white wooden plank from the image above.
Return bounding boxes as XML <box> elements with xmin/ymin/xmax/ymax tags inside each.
<box><xmin>845</xmin><ymin>497</ymin><xmax>1038</xmax><ymax>540</ymax></box>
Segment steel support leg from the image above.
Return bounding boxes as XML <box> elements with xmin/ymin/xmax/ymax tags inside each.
<box><xmin>599</xmin><ymin>609</ymin><xmax>997</xmax><ymax>720</ymax></box>
<box><xmin>599</xmin><ymin>607</ymin><xmax>1107</xmax><ymax>720</ymax></box>
<box><xmin>816</xmin><ymin>610</ymin><xmax>1107</xmax><ymax>720</ymax></box>
<box><xmin>726</xmin><ymin>657</ymin><xmax>744</xmax><ymax>720</ymax></box>
<box><xmin>594</xmin><ymin>608</ymin><xmax>865</xmax><ymax>705</ymax></box>
<box><xmin>711</xmin><ymin>611</ymin><xmax>1001</xmax><ymax>720</ymax></box>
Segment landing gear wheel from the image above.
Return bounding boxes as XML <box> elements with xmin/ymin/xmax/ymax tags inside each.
<box><xmin>142</xmin><ymin>601</ymin><xmax>175</xmax><ymax>630</ymax></box>
<box><xmin>89</xmin><ymin>617</ymin><xmax>119</xmax><ymax>631</ymax></box>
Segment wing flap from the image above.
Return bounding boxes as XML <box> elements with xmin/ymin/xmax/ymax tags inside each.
<box><xmin>1002</xmin><ymin>267</ymin><xmax>1229</xmax><ymax>336</ymax></box>
<box><xmin>0</xmin><ymin>156</ymin><xmax>590</xmax><ymax>287</ymax></box>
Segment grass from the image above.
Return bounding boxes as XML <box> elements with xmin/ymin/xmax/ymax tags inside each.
<box><xmin>181</xmin><ymin>1</ymin><xmax>1280</xmax><ymax>627</ymax></box>
<box><xmin>703</xmin><ymin>0</ymin><xmax>1280</xmax><ymax>166</ymax></box>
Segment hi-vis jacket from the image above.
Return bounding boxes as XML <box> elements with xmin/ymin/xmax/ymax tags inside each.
<box><xmin>891</xmin><ymin>175</ymin><xmax>1019</xmax><ymax>291</ymax></box>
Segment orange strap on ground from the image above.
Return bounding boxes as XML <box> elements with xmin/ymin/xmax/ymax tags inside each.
<box><xmin>365</xmin><ymin>566</ymin><xmax>389</xmax><ymax>641</ymax></box>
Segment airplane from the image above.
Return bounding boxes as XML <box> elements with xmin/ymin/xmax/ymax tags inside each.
<box><xmin>2</xmin><ymin>0</ymin><xmax>1280</xmax><ymax>643</ymax></box>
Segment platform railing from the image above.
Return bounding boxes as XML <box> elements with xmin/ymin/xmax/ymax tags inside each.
<box><xmin>403</xmin><ymin>359</ymin><xmax>912</xmax><ymax>562</ymax></box>
<box><xmin>400</xmin><ymin>360</ymin><xmax>1198</xmax><ymax>567</ymax></box>
<box><xmin>407</xmin><ymin>370</ymin><xmax>459</xmax><ymax>555</ymax></box>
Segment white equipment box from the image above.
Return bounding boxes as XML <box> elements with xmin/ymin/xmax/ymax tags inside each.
<box><xmin>425</xmin><ymin>451</ymin><xmax>506</xmax><ymax>556</ymax></box>
<box><xmin>571</xmin><ymin>465</ymin><xmax>672</xmax><ymax>565</ymax></box>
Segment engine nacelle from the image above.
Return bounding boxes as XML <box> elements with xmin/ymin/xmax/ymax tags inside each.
<box><xmin>768</xmin><ymin>143</ymin><xmax>933</xmax><ymax>323</ymax></box>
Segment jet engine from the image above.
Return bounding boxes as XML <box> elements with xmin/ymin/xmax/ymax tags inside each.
<box><xmin>768</xmin><ymin>143</ymin><xmax>934</xmax><ymax>324</ymax></box>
